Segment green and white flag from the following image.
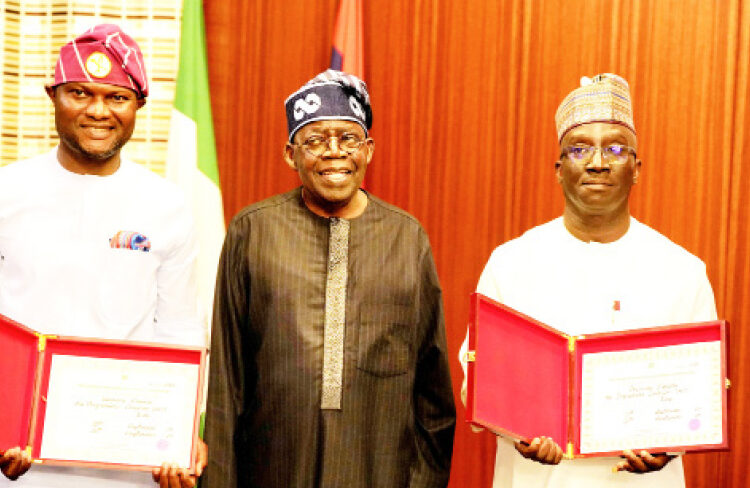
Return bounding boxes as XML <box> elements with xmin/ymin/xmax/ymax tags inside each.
<box><xmin>167</xmin><ymin>0</ymin><xmax>224</xmax><ymax>339</ymax></box>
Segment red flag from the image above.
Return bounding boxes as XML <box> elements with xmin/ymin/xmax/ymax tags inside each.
<box><xmin>330</xmin><ymin>0</ymin><xmax>364</xmax><ymax>79</ymax></box>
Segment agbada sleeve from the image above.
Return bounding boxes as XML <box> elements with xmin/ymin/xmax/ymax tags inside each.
<box><xmin>459</xmin><ymin>249</ymin><xmax>501</xmax><ymax>405</ymax></box>
<box><xmin>153</xmin><ymin>196</ymin><xmax>205</xmax><ymax>347</ymax></box>
<box><xmin>409</xmin><ymin>231</ymin><xmax>456</xmax><ymax>488</ymax></box>
<box><xmin>690</xmin><ymin>263</ymin><xmax>718</xmax><ymax>321</ymax></box>
<box><xmin>202</xmin><ymin>215</ymin><xmax>251</xmax><ymax>488</ymax></box>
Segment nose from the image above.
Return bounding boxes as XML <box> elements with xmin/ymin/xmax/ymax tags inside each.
<box><xmin>322</xmin><ymin>136</ymin><xmax>345</xmax><ymax>157</ymax></box>
<box><xmin>85</xmin><ymin>96</ymin><xmax>110</xmax><ymax>119</ymax></box>
<box><xmin>586</xmin><ymin>148</ymin><xmax>609</xmax><ymax>172</ymax></box>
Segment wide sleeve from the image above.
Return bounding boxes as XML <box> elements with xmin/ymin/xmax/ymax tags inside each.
<box><xmin>409</xmin><ymin>231</ymin><xmax>456</xmax><ymax>488</ymax></box>
<box><xmin>459</xmin><ymin>250</ymin><xmax>499</xmax><ymax>404</ymax></box>
<box><xmin>153</xmin><ymin>198</ymin><xmax>205</xmax><ymax>347</ymax></box>
<box><xmin>689</xmin><ymin>263</ymin><xmax>718</xmax><ymax>321</ymax></box>
<box><xmin>202</xmin><ymin>215</ymin><xmax>252</xmax><ymax>488</ymax></box>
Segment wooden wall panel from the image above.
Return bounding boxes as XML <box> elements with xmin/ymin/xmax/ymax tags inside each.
<box><xmin>204</xmin><ymin>1</ymin><xmax>749</xmax><ymax>486</ymax></box>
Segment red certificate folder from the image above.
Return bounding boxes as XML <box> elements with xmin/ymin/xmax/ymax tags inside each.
<box><xmin>0</xmin><ymin>313</ymin><xmax>206</xmax><ymax>471</ymax></box>
<box><xmin>465</xmin><ymin>293</ymin><xmax>729</xmax><ymax>458</ymax></box>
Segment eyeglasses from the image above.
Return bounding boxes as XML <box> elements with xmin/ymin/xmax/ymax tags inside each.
<box><xmin>296</xmin><ymin>133</ymin><xmax>366</xmax><ymax>157</ymax></box>
<box><xmin>561</xmin><ymin>144</ymin><xmax>636</xmax><ymax>165</ymax></box>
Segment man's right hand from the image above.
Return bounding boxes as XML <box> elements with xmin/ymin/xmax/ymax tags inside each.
<box><xmin>0</xmin><ymin>446</ymin><xmax>32</xmax><ymax>480</ymax></box>
<box><xmin>151</xmin><ymin>438</ymin><xmax>207</xmax><ymax>488</ymax></box>
<box><xmin>514</xmin><ymin>436</ymin><xmax>564</xmax><ymax>465</ymax></box>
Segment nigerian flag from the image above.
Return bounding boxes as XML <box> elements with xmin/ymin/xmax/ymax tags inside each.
<box><xmin>167</xmin><ymin>0</ymin><xmax>224</xmax><ymax>339</ymax></box>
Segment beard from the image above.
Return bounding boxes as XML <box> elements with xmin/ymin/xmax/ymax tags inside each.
<box><xmin>58</xmin><ymin>131</ymin><xmax>129</xmax><ymax>163</ymax></box>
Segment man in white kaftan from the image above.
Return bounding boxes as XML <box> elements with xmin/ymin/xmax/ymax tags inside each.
<box><xmin>0</xmin><ymin>24</ymin><xmax>206</xmax><ymax>488</ymax></box>
<box><xmin>460</xmin><ymin>73</ymin><xmax>717</xmax><ymax>488</ymax></box>
<box><xmin>463</xmin><ymin>216</ymin><xmax>716</xmax><ymax>488</ymax></box>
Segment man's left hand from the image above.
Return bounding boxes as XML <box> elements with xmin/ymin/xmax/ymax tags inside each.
<box><xmin>151</xmin><ymin>439</ymin><xmax>207</xmax><ymax>488</ymax></box>
<box><xmin>614</xmin><ymin>450</ymin><xmax>674</xmax><ymax>473</ymax></box>
<box><xmin>0</xmin><ymin>446</ymin><xmax>32</xmax><ymax>480</ymax></box>
<box><xmin>514</xmin><ymin>436</ymin><xmax>564</xmax><ymax>465</ymax></box>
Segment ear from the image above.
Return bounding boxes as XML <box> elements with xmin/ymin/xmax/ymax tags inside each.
<box><xmin>136</xmin><ymin>98</ymin><xmax>146</xmax><ymax>109</ymax></box>
<box><xmin>283</xmin><ymin>142</ymin><xmax>297</xmax><ymax>171</ymax></box>
<box><xmin>633</xmin><ymin>158</ymin><xmax>642</xmax><ymax>184</ymax></box>
<box><xmin>555</xmin><ymin>160</ymin><xmax>563</xmax><ymax>183</ymax></box>
<box><xmin>44</xmin><ymin>84</ymin><xmax>56</xmax><ymax>102</ymax></box>
<box><xmin>363</xmin><ymin>137</ymin><xmax>375</xmax><ymax>166</ymax></box>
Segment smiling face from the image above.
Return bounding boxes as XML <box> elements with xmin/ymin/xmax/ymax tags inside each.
<box><xmin>46</xmin><ymin>82</ymin><xmax>144</xmax><ymax>174</ymax></box>
<box><xmin>284</xmin><ymin>120</ymin><xmax>374</xmax><ymax>218</ymax></box>
<box><xmin>556</xmin><ymin>122</ymin><xmax>641</xmax><ymax>220</ymax></box>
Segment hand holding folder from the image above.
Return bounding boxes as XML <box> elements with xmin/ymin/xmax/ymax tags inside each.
<box><xmin>615</xmin><ymin>450</ymin><xmax>674</xmax><ymax>473</ymax></box>
<box><xmin>151</xmin><ymin>438</ymin><xmax>207</xmax><ymax>487</ymax></box>
<box><xmin>515</xmin><ymin>436</ymin><xmax>564</xmax><ymax>465</ymax></box>
<box><xmin>0</xmin><ymin>446</ymin><xmax>31</xmax><ymax>480</ymax></box>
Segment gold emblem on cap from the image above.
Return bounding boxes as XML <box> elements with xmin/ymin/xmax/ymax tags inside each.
<box><xmin>85</xmin><ymin>52</ymin><xmax>112</xmax><ymax>78</ymax></box>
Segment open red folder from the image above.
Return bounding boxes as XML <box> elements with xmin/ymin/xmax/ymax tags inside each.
<box><xmin>465</xmin><ymin>293</ymin><xmax>729</xmax><ymax>458</ymax></box>
<box><xmin>0</xmin><ymin>313</ymin><xmax>206</xmax><ymax>471</ymax></box>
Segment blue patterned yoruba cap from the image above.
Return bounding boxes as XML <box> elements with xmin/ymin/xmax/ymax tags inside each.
<box><xmin>555</xmin><ymin>73</ymin><xmax>635</xmax><ymax>142</ymax></box>
<box><xmin>284</xmin><ymin>69</ymin><xmax>372</xmax><ymax>142</ymax></box>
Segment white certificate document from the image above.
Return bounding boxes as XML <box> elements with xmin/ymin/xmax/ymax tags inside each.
<box><xmin>580</xmin><ymin>341</ymin><xmax>723</xmax><ymax>454</ymax></box>
<box><xmin>40</xmin><ymin>355</ymin><xmax>200</xmax><ymax>468</ymax></box>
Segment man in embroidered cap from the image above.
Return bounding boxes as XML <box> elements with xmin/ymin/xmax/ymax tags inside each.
<box><xmin>203</xmin><ymin>69</ymin><xmax>455</xmax><ymax>488</ymax></box>
<box><xmin>0</xmin><ymin>24</ymin><xmax>207</xmax><ymax>488</ymax></box>
<box><xmin>459</xmin><ymin>73</ymin><xmax>717</xmax><ymax>488</ymax></box>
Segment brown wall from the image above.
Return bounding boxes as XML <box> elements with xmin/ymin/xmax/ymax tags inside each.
<box><xmin>204</xmin><ymin>1</ymin><xmax>749</xmax><ymax>486</ymax></box>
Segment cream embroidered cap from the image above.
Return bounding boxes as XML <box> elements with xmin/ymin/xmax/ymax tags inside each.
<box><xmin>555</xmin><ymin>73</ymin><xmax>634</xmax><ymax>141</ymax></box>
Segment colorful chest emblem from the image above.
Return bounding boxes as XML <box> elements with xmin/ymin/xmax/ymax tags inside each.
<box><xmin>109</xmin><ymin>231</ymin><xmax>151</xmax><ymax>252</ymax></box>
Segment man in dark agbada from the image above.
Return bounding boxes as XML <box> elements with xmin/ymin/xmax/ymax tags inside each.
<box><xmin>203</xmin><ymin>70</ymin><xmax>456</xmax><ymax>488</ymax></box>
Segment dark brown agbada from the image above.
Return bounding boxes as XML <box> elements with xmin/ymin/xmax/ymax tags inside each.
<box><xmin>203</xmin><ymin>188</ymin><xmax>455</xmax><ymax>488</ymax></box>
